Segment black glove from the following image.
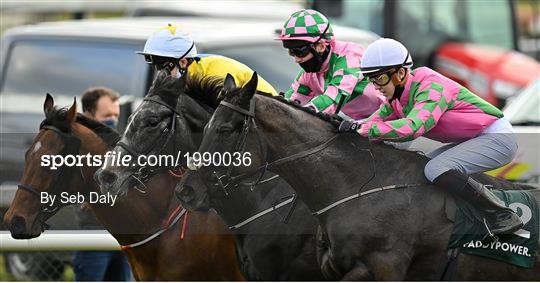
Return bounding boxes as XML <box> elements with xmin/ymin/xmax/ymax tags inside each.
<box><xmin>337</xmin><ymin>120</ymin><xmax>361</xmax><ymax>133</ymax></box>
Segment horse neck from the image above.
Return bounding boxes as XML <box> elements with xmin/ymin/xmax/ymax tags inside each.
<box><xmin>76</xmin><ymin>127</ymin><xmax>174</xmax><ymax>244</ymax></box>
<box><xmin>254</xmin><ymin>95</ymin><xmax>336</xmax><ymax>157</ymax></box>
<box><xmin>213</xmin><ymin>180</ymin><xmax>278</xmax><ymax>230</ymax></box>
<box><xmin>251</xmin><ymin>96</ymin><xmax>426</xmax><ymax>213</ymax></box>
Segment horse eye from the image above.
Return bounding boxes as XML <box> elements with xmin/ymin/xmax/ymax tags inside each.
<box><xmin>218</xmin><ymin>127</ymin><xmax>234</xmax><ymax>134</ymax></box>
<box><xmin>147</xmin><ymin>117</ymin><xmax>160</xmax><ymax>127</ymax></box>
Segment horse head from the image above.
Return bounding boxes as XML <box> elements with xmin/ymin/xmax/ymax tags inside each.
<box><xmin>176</xmin><ymin>72</ymin><xmax>265</xmax><ymax>212</ymax></box>
<box><xmin>3</xmin><ymin>94</ymin><xmax>115</xmax><ymax>239</ymax></box>
<box><xmin>96</xmin><ymin>71</ymin><xmax>214</xmax><ymax>197</ymax></box>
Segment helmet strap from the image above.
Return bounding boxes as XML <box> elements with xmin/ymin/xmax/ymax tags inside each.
<box><xmin>179</xmin><ymin>42</ymin><xmax>195</xmax><ymax>60</ymax></box>
<box><xmin>313</xmin><ymin>24</ymin><xmax>330</xmax><ymax>44</ymax></box>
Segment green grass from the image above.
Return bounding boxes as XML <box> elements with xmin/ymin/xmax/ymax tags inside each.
<box><xmin>0</xmin><ymin>254</ymin><xmax>74</xmax><ymax>281</ymax></box>
<box><xmin>0</xmin><ymin>255</ymin><xmax>16</xmax><ymax>281</ymax></box>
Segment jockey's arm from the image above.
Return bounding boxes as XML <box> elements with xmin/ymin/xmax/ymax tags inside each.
<box><xmin>359</xmin><ymin>87</ymin><xmax>449</xmax><ymax>142</ymax></box>
<box><xmin>306</xmin><ymin>67</ymin><xmax>362</xmax><ymax>114</ymax></box>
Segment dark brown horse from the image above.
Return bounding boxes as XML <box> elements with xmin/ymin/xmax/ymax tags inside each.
<box><xmin>3</xmin><ymin>94</ymin><xmax>244</xmax><ymax>281</ymax></box>
<box><xmin>176</xmin><ymin>73</ymin><xmax>540</xmax><ymax>280</ymax></box>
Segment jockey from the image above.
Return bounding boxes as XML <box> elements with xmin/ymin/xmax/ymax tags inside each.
<box><xmin>275</xmin><ymin>9</ymin><xmax>385</xmax><ymax>120</ymax></box>
<box><xmin>341</xmin><ymin>38</ymin><xmax>522</xmax><ymax>235</ymax></box>
<box><xmin>138</xmin><ymin>24</ymin><xmax>277</xmax><ymax>96</ymax></box>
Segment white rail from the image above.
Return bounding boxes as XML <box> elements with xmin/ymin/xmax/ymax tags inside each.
<box><xmin>0</xmin><ymin>230</ymin><xmax>120</xmax><ymax>251</ymax></box>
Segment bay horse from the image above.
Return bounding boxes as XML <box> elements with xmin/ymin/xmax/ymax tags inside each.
<box><xmin>176</xmin><ymin>72</ymin><xmax>540</xmax><ymax>280</ymax></box>
<box><xmin>96</xmin><ymin>73</ymin><xmax>324</xmax><ymax>280</ymax></box>
<box><xmin>3</xmin><ymin>94</ymin><xmax>244</xmax><ymax>281</ymax></box>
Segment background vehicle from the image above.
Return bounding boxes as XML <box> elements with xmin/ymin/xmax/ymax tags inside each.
<box><xmin>487</xmin><ymin>78</ymin><xmax>540</xmax><ymax>184</ymax></box>
<box><xmin>0</xmin><ymin>16</ymin><xmax>378</xmax><ymax>280</ymax></box>
<box><xmin>126</xmin><ymin>0</ymin><xmax>302</xmax><ymax>19</ymax></box>
<box><xmin>309</xmin><ymin>0</ymin><xmax>540</xmax><ymax>107</ymax></box>
<box><xmin>408</xmin><ymin>79</ymin><xmax>540</xmax><ymax>185</ymax></box>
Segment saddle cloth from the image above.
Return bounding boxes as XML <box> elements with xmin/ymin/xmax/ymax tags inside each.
<box><xmin>447</xmin><ymin>189</ymin><xmax>539</xmax><ymax>268</ymax></box>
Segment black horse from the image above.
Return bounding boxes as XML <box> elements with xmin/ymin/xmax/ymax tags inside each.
<box><xmin>96</xmin><ymin>73</ymin><xmax>324</xmax><ymax>280</ymax></box>
<box><xmin>176</xmin><ymin>72</ymin><xmax>540</xmax><ymax>280</ymax></box>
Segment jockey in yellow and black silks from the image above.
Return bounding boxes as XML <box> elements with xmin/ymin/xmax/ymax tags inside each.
<box><xmin>137</xmin><ymin>24</ymin><xmax>277</xmax><ymax>96</ymax></box>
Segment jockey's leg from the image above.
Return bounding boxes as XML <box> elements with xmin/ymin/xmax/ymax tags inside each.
<box><xmin>432</xmin><ymin>170</ymin><xmax>522</xmax><ymax>234</ymax></box>
<box><xmin>424</xmin><ymin>130</ymin><xmax>522</xmax><ymax>234</ymax></box>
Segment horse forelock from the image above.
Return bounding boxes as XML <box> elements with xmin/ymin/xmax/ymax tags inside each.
<box><xmin>43</xmin><ymin>106</ymin><xmax>71</xmax><ymax>133</ymax></box>
<box><xmin>43</xmin><ymin>106</ymin><xmax>119</xmax><ymax>147</ymax></box>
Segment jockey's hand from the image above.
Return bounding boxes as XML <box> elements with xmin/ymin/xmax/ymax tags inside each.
<box><xmin>278</xmin><ymin>91</ymin><xmax>285</xmax><ymax>97</ymax></box>
<box><xmin>337</xmin><ymin>120</ymin><xmax>361</xmax><ymax>133</ymax></box>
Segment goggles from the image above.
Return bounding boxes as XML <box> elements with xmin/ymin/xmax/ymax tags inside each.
<box><xmin>287</xmin><ymin>44</ymin><xmax>313</xmax><ymax>58</ymax></box>
<box><xmin>367</xmin><ymin>68</ymin><xmax>399</xmax><ymax>87</ymax></box>
<box><xmin>144</xmin><ymin>55</ymin><xmax>178</xmax><ymax>73</ymax></box>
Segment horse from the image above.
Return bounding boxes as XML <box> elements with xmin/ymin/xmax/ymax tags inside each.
<box><xmin>175</xmin><ymin>72</ymin><xmax>540</xmax><ymax>280</ymax></box>
<box><xmin>3</xmin><ymin>94</ymin><xmax>244</xmax><ymax>281</ymax></box>
<box><xmin>95</xmin><ymin>73</ymin><xmax>325</xmax><ymax>280</ymax></box>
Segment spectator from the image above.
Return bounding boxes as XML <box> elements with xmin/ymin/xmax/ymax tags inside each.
<box><xmin>73</xmin><ymin>87</ymin><xmax>132</xmax><ymax>281</ymax></box>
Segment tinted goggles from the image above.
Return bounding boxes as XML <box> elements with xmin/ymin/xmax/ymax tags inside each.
<box><xmin>287</xmin><ymin>44</ymin><xmax>312</xmax><ymax>58</ymax></box>
<box><xmin>144</xmin><ymin>55</ymin><xmax>177</xmax><ymax>72</ymax></box>
<box><xmin>368</xmin><ymin>69</ymin><xmax>398</xmax><ymax>87</ymax></box>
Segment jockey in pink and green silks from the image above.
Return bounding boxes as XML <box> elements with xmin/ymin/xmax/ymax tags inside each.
<box><xmin>275</xmin><ymin>9</ymin><xmax>385</xmax><ymax>120</ymax></box>
<box><xmin>340</xmin><ymin>38</ymin><xmax>522</xmax><ymax>236</ymax></box>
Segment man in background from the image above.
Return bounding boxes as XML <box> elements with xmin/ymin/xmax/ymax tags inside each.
<box><xmin>73</xmin><ymin>87</ymin><xmax>132</xmax><ymax>281</ymax></box>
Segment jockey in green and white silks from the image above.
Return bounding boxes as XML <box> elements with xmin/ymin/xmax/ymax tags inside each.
<box><xmin>340</xmin><ymin>38</ymin><xmax>522</xmax><ymax>235</ymax></box>
<box><xmin>276</xmin><ymin>9</ymin><xmax>385</xmax><ymax>120</ymax></box>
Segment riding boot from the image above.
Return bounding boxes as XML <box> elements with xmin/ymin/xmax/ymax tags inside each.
<box><xmin>433</xmin><ymin>170</ymin><xmax>523</xmax><ymax>235</ymax></box>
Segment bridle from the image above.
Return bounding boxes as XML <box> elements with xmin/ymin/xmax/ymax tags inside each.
<box><xmin>194</xmin><ymin>96</ymin><xmax>339</xmax><ymax>198</ymax></box>
<box><xmin>116</xmin><ymin>96</ymin><xmax>188</xmax><ymax>190</ymax></box>
<box><xmin>197</xmin><ymin>96</ymin><xmax>423</xmax><ymax>220</ymax></box>
<box><xmin>186</xmin><ymin>96</ymin><xmax>338</xmax><ymax>229</ymax></box>
<box><xmin>18</xmin><ymin>122</ymin><xmax>86</xmax><ymax>231</ymax></box>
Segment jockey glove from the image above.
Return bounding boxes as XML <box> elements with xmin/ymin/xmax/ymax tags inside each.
<box><xmin>337</xmin><ymin>120</ymin><xmax>361</xmax><ymax>133</ymax></box>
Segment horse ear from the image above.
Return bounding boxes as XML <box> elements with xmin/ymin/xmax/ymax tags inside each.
<box><xmin>44</xmin><ymin>93</ymin><xmax>54</xmax><ymax>114</ymax></box>
<box><xmin>241</xmin><ymin>72</ymin><xmax>258</xmax><ymax>100</ymax></box>
<box><xmin>66</xmin><ymin>97</ymin><xmax>77</xmax><ymax>124</ymax></box>
<box><xmin>223</xmin><ymin>74</ymin><xmax>237</xmax><ymax>93</ymax></box>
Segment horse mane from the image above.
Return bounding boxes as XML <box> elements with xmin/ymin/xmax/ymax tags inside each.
<box><xmin>222</xmin><ymin>88</ymin><xmax>343</xmax><ymax>127</ymax></box>
<box><xmin>183</xmin><ymin>74</ymin><xmax>224</xmax><ymax>108</ymax></box>
<box><xmin>147</xmin><ymin>71</ymin><xmax>224</xmax><ymax>110</ymax></box>
<box><xmin>43</xmin><ymin>106</ymin><xmax>120</xmax><ymax>147</ymax></box>
<box><xmin>268</xmin><ymin>95</ymin><xmax>343</xmax><ymax>127</ymax></box>
<box><xmin>147</xmin><ymin>72</ymin><xmax>183</xmax><ymax>107</ymax></box>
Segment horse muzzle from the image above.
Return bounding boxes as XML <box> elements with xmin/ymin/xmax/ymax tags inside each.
<box><xmin>8</xmin><ymin>215</ymin><xmax>39</xmax><ymax>239</ymax></box>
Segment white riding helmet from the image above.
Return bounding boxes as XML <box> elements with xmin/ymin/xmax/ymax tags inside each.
<box><xmin>137</xmin><ymin>24</ymin><xmax>197</xmax><ymax>59</ymax></box>
<box><xmin>360</xmin><ymin>38</ymin><xmax>413</xmax><ymax>76</ymax></box>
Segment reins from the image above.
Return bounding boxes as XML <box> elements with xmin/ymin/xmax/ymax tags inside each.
<box><xmin>212</xmin><ymin>95</ymin><xmax>424</xmax><ymax>217</ymax></box>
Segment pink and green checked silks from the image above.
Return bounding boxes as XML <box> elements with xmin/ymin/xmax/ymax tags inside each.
<box><xmin>284</xmin><ymin>40</ymin><xmax>385</xmax><ymax>119</ymax></box>
<box><xmin>359</xmin><ymin>67</ymin><xmax>503</xmax><ymax>143</ymax></box>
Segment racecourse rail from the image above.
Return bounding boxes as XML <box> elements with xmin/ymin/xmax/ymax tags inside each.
<box><xmin>1</xmin><ymin>185</ymin><xmax>119</xmax><ymax>251</ymax></box>
<box><xmin>0</xmin><ymin>230</ymin><xmax>120</xmax><ymax>251</ymax></box>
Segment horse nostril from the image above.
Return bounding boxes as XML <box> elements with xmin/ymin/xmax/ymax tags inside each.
<box><xmin>99</xmin><ymin>170</ymin><xmax>118</xmax><ymax>186</ymax></box>
<box><xmin>175</xmin><ymin>185</ymin><xmax>194</xmax><ymax>203</ymax></box>
<box><xmin>10</xmin><ymin>216</ymin><xmax>27</xmax><ymax>238</ymax></box>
